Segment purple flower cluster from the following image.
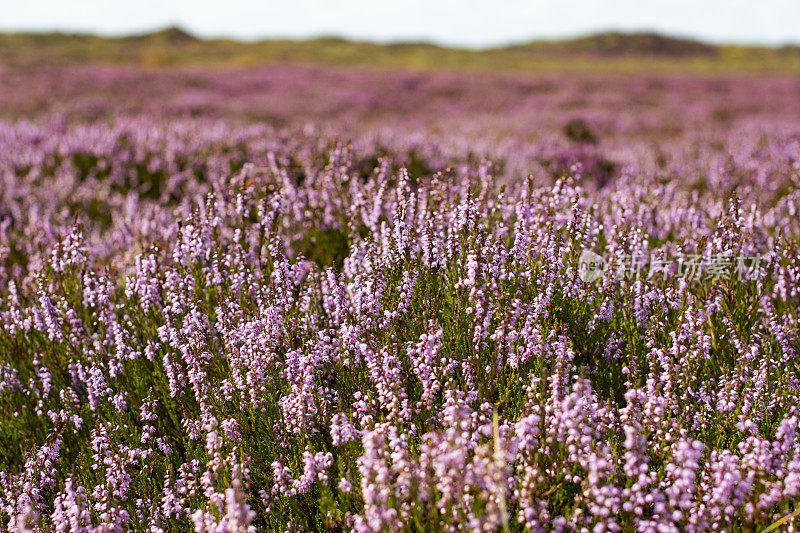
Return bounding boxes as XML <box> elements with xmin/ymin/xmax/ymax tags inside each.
<box><xmin>0</xmin><ymin>64</ymin><xmax>800</xmax><ymax>531</ymax></box>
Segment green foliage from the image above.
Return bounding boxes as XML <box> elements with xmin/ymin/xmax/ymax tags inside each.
<box><xmin>2</xmin><ymin>29</ymin><xmax>800</xmax><ymax>74</ymax></box>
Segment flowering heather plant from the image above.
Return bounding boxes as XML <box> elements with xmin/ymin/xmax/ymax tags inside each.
<box><xmin>1</xmin><ymin>65</ymin><xmax>800</xmax><ymax>531</ymax></box>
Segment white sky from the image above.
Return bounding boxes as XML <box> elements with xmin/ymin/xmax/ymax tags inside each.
<box><xmin>1</xmin><ymin>0</ymin><xmax>798</xmax><ymax>48</ymax></box>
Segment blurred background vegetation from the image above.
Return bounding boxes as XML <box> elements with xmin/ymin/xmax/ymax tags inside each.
<box><xmin>2</xmin><ymin>26</ymin><xmax>799</xmax><ymax>74</ymax></box>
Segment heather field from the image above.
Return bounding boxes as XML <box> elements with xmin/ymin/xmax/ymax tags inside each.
<box><xmin>2</xmin><ymin>60</ymin><xmax>800</xmax><ymax>532</ymax></box>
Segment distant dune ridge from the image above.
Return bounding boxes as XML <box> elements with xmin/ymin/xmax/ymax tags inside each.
<box><xmin>1</xmin><ymin>26</ymin><xmax>799</xmax><ymax>73</ymax></box>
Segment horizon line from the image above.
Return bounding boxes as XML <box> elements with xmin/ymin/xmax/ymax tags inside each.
<box><xmin>2</xmin><ymin>24</ymin><xmax>798</xmax><ymax>51</ymax></box>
